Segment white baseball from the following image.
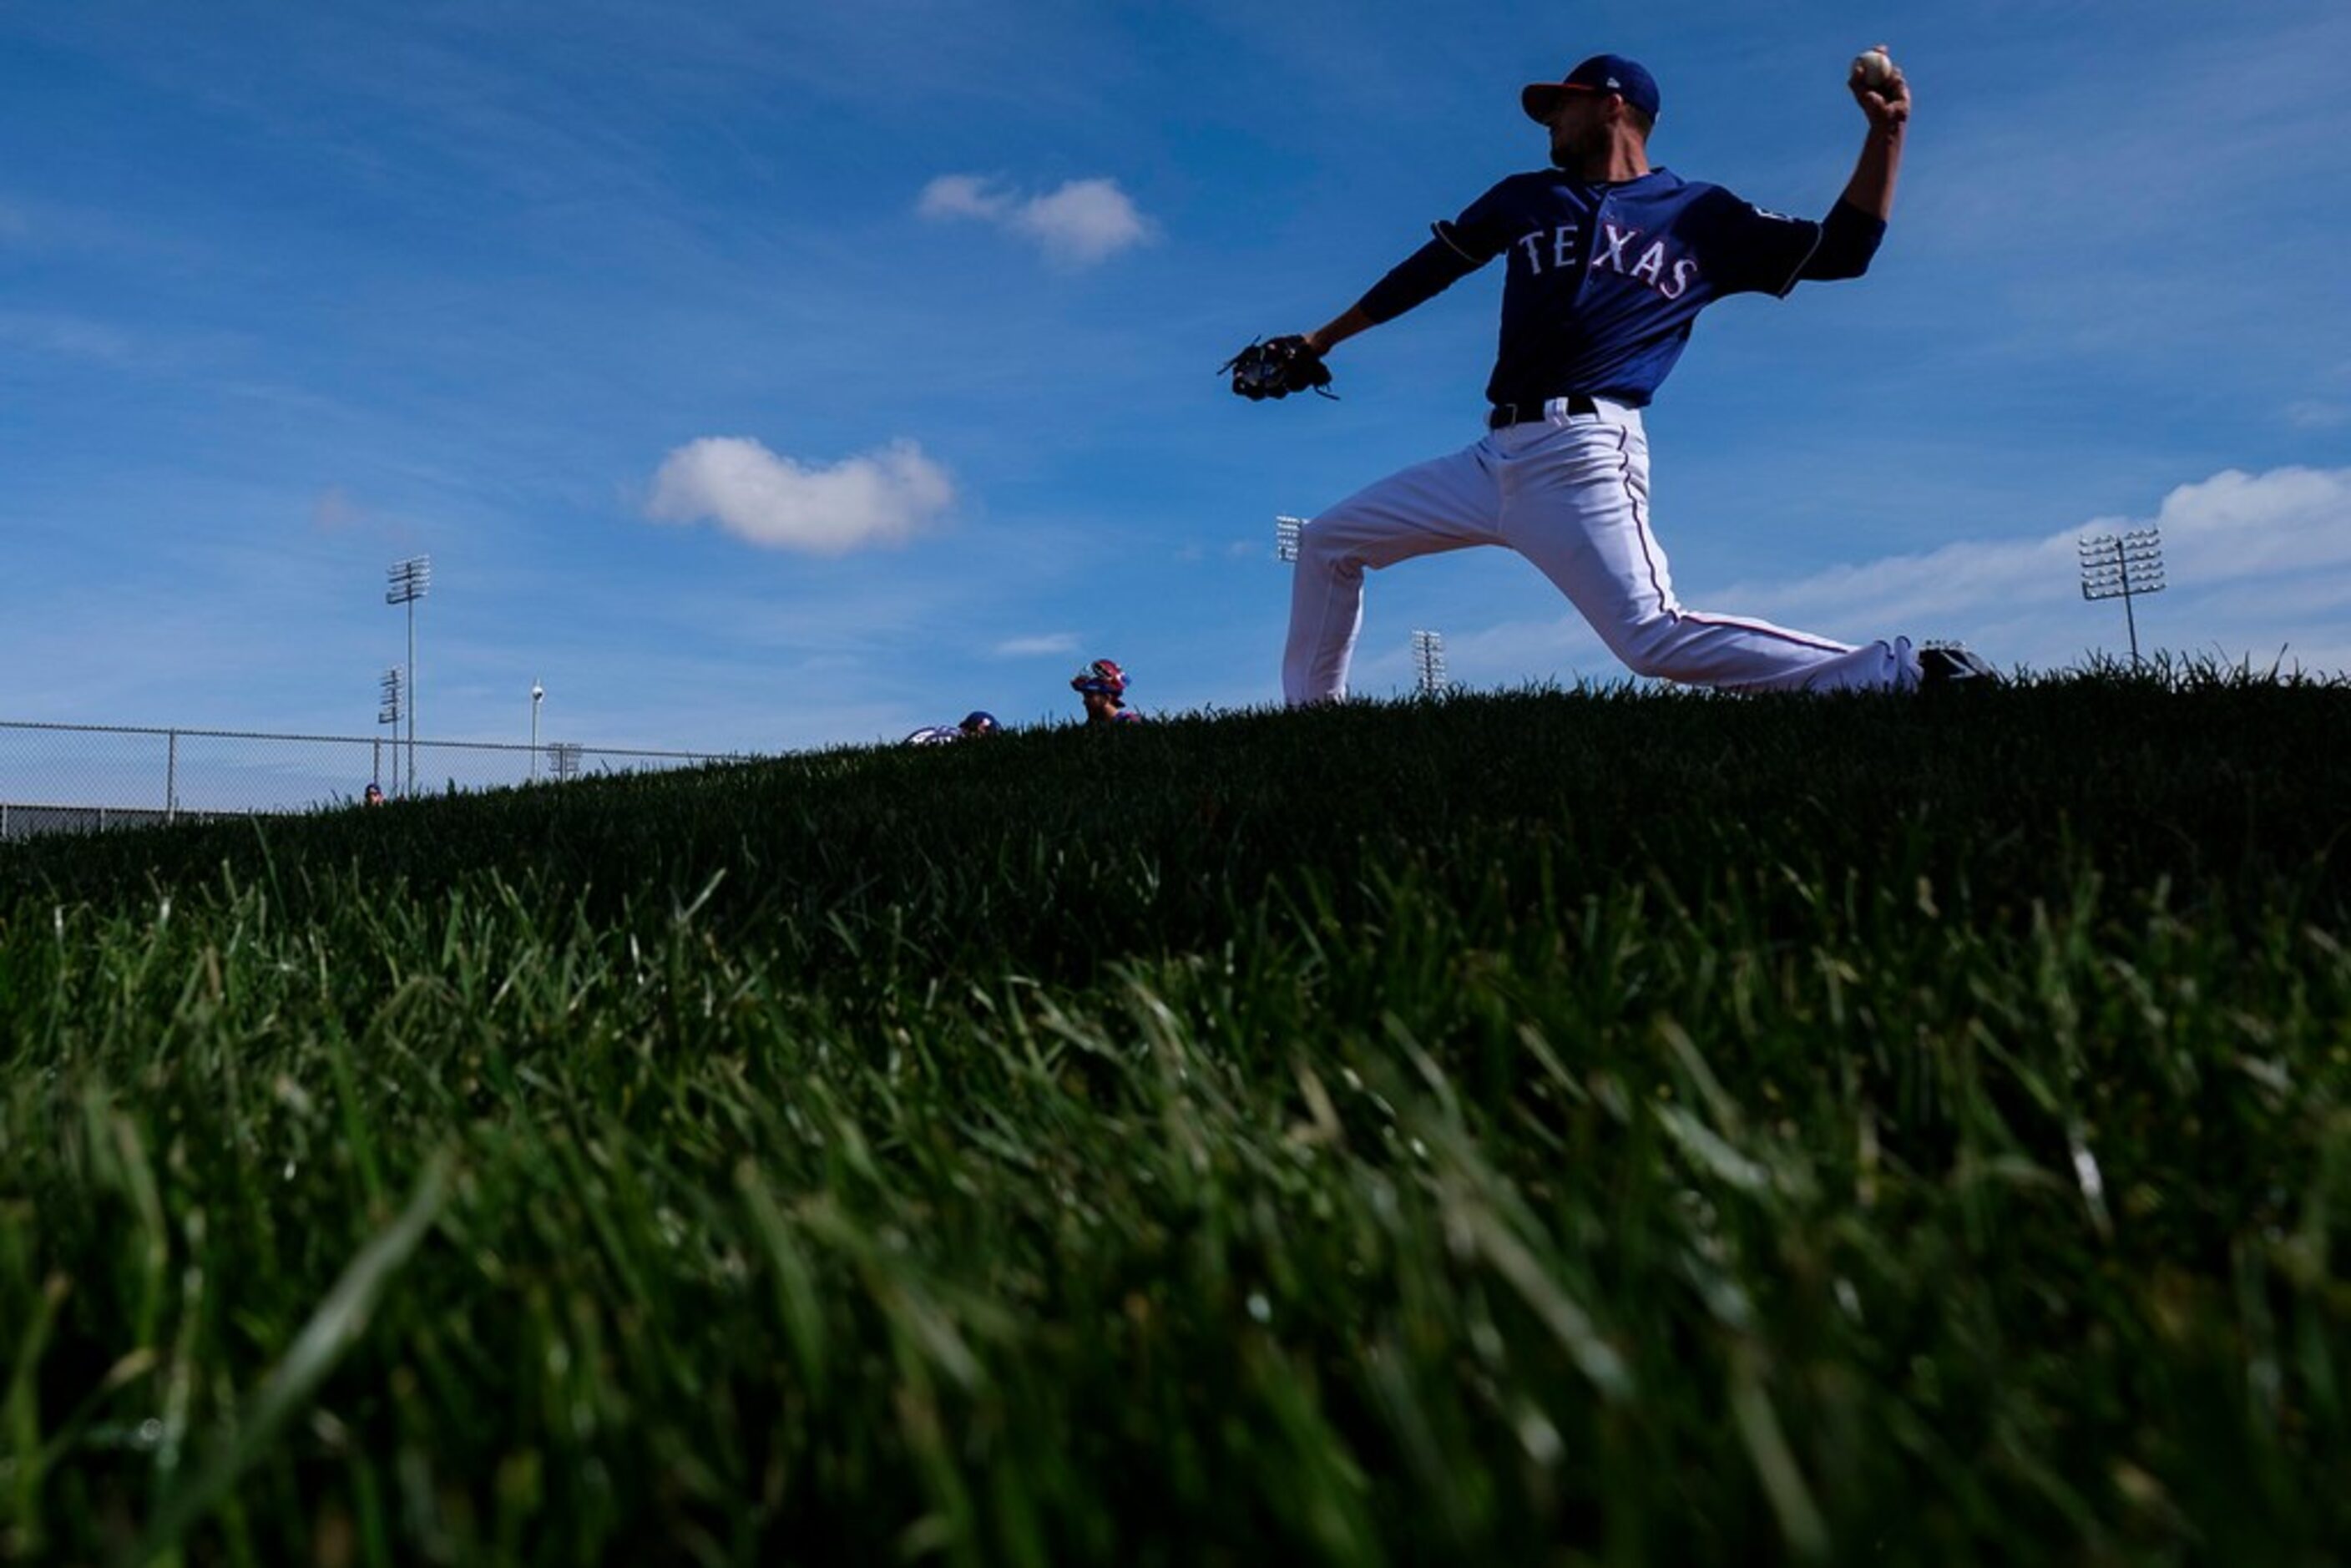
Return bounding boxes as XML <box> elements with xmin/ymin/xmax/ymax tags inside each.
<box><xmin>1853</xmin><ymin>49</ymin><xmax>1895</xmax><ymax>91</ymax></box>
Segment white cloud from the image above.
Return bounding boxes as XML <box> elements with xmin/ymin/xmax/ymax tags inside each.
<box><xmin>916</xmin><ymin>174</ymin><xmax>1152</xmax><ymax>266</ymax></box>
<box><xmin>2287</xmin><ymin>401</ymin><xmax>2351</xmax><ymax>430</ymax></box>
<box><xmin>1711</xmin><ymin>466</ymin><xmax>2351</xmax><ymax>670</ymax></box>
<box><xmin>915</xmin><ymin>174</ymin><xmax>1004</xmax><ymax>223</ymax></box>
<box><xmin>993</xmin><ymin>632</ymin><xmax>1079</xmax><ymax>657</ymax></box>
<box><xmin>2140</xmin><ymin>467</ymin><xmax>2351</xmax><ymax>581</ymax></box>
<box><xmin>1012</xmin><ymin>179</ymin><xmax>1151</xmax><ymax>265</ymax></box>
<box><xmin>644</xmin><ymin>436</ymin><xmax>953</xmax><ymax>556</ymax></box>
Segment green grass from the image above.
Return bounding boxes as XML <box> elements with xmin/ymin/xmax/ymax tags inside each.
<box><xmin>5</xmin><ymin>665</ymin><xmax>2351</xmax><ymax>1565</ymax></box>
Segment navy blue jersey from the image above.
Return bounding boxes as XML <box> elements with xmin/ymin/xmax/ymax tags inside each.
<box><xmin>1356</xmin><ymin>168</ymin><xmax>1883</xmax><ymax>411</ymax></box>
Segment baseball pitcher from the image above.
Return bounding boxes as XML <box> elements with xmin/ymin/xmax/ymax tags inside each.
<box><xmin>1227</xmin><ymin>48</ymin><xmax>1996</xmax><ymax>701</ymax></box>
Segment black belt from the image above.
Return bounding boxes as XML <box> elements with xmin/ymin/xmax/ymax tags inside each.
<box><xmin>1489</xmin><ymin>394</ymin><xmax>1599</xmax><ymax>428</ymax></box>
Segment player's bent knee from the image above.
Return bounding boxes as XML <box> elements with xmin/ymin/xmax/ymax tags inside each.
<box><xmin>1296</xmin><ymin>520</ymin><xmax>1365</xmax><ymax>574</ymax></box>
<box><xmin>1608</xmin><ymin>618</ymin><xmax>1681</xmax><ymax>680</ymax></box>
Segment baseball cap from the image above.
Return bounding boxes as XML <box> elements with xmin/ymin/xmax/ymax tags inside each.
<box><xmin>1521</xmin><ymin>53</ymin><xmax>1661</xmax><ymax>124</ymax></box>
<box><xmin>1070</xmin><ymin>659</ymin><xmax>1128</xmax><ymax>698</ymax></box>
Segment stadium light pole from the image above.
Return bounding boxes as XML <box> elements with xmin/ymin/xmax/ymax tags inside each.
<box><xmin>530</xmin><ymin>680</ymin><xmax>544</xmax><ymax>781</ymax></box>
<box><xmin>377</xmin><ymin>666</ymin><xmax>403</xmax><ymax>797</ymax></box>
<box><xmin>1275</xmin><ymin>515</ymin><xmax>1304</xmax><ymax>564</ymax></box>
<box><xmin>385</xmin><ymin>556</ymin><xmax>431</xmax><ymax>796</ymax></box>
<box><xmin>2077</xmin><ymin>528</ymin><xmax>2166</xmax><ymax>667</ymax></box>
<box><xmin>1410</xmin><ymin>629</ymin><xmax>1449</xmax><ymax>696</ymax></box>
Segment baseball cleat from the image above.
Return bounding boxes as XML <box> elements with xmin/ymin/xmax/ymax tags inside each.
<box><xmin>1918</xmin><ymin>644</ymin><xmax>2000</xmax><ymax>688</ymax></box>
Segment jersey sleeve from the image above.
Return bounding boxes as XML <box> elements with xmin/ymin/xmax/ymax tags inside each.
<box><xmin>1433</xmin><ymin>178</ymin><xmax>1517</xmax><ymax>265</ymax></box>
<box><xmin>1792</xmin><ymin>200</ymin><xmax>1887</xmax><ymax>282</ymax></box>
<box><xmin>1695</xmin><ymin>187</ymin><xmax>1833</xmax><ymax>298</ymax></box>
<box><xmin>1352</xmin><ymin>178</ymin><xmax>1514</xmax><ymax>324</ymax></box>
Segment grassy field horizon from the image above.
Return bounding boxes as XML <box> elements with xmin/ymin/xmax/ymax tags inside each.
<box><xmin>6</xmin><ymin>665</ymin><xmax>2350</xmax><ymax>1565</ymax></box>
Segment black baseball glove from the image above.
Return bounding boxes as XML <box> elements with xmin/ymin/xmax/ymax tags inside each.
<box><xmin>1221</xmin><ymin>335</ymin><xmax>1335</xmax><ymax>402</ymax></box>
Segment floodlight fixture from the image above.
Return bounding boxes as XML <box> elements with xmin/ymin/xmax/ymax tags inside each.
<box><xmin>375</xmin><ymin>666</ymin><xmax>404</xmax><ymax>798</ymax></box>
<box><xmin>530</xmin><ymin>680</ymin><xmax>545</xmax><ymax>781</ymax></box>
<box><xmin>1410</xmin><ymin>629</ymin><xmax>1449</xmax><ymax>696</ymax></box>
<box><xmin>2077</xmin><ymin>527</ymin><xmax>2166</xmax><ymax>665</ymax></box>
<box><xmin>1275</xmin><ymin>516</ymin><xmax>1305</xmax><ymax>564</ymax></box>
<box><xmin>383</xmin><ymin>556</ymin><xmax>432</xmax><ymax>605</ymax></box>
<box><xmin>384</xmin><ymin>555</ymin><xmax>432</xmax><ymax>795</ymax></box>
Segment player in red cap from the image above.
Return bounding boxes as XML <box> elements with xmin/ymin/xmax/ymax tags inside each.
<box><xmin>1071</xmin><ymin>659</ymin><xmax>1143</xmax><ymax>724</ymax></box>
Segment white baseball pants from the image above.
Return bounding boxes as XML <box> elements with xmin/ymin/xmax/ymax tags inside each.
<box><xmin>1282</xmin><ymin>398</ymin><xmax>1919</xmax><ymax>703</ymax></box>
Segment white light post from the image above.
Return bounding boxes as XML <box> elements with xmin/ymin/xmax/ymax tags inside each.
<box><xmin>1410</xmin><ymin>629</ymin><xmax>1449</xmax><ymax>696</ymax></box>
<box><xmin>384</xmin><ymin>556</ymin><xmax>432</xmax><ymax>795</ymax></box>
<box><xmin>377</xmin><ymin>666</ymin><xmax>403</xmax><ymax>797</ymax></box>
<box><xmin>2078</xmin><ymin>528</ymin><xmax>2166</xmax><ymax>667</ymax></box>
<box><xmin>530</xmin><ymin>681</ymin><xmax>544</xmax><ymax>781</ymax></box>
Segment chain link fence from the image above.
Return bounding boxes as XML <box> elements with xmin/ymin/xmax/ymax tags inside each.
<box><xmin>0</xmin><ymin>721</ymin><xmax>744</xmax><ymax>842</ymax></box>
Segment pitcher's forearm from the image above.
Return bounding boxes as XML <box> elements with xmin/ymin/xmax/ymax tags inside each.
<box><xmin>1839</xmin><ymin>119</ymin><xmax>1905</xmax><ymax>221</ymax></box>
<box><xmin>1304</xmin><ymin>306</ymin><xmax>1376</xmax><ymax>357</ymax></box>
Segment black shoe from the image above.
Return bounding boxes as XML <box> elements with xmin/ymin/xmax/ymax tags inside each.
<box><xmin>1918</xmin><ymin>643</ymin><xmax>2000</xmax><ymax>688</ymax></box>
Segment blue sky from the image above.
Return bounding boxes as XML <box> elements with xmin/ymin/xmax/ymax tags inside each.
<box><xmin>5</xmin><ymin>0</ymin><xmax>2348</xmax><ymax>753</ymax></box>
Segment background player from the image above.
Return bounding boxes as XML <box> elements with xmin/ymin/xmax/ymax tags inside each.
<box><xmin>1072</xmin><ymin>659</ymin><xmax>1144</xmax><ymax>724</ymax></box>
<box><xmin>1241</xmin><ymin>48</ymin><xmax>1995</xmax><ymax>701</ymax></box>
<box><xmin>903</xmin><ymin>711</ymin><xmax>1001</xmax><ymax>746</ymax></box>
